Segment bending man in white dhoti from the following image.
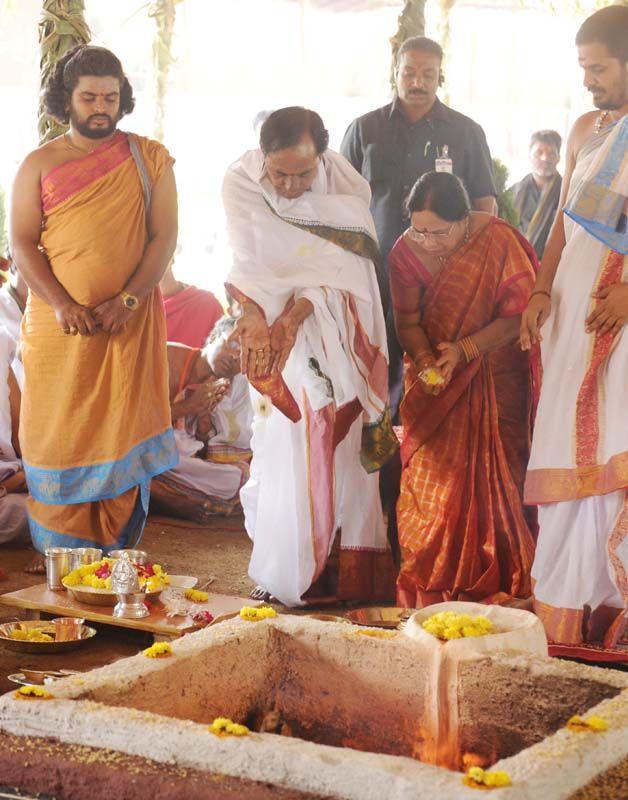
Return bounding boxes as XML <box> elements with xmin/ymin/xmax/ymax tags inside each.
<box><xmin>223</xmin><ymin>107</ymin><xmax>398</xmax><ymax>607</ymax></box>
<box><xmin>151</xmin><ymin>317</ymin><xmax>253</xmax><ymax>522</ymax></box>
<box><xmin>521</xmin><ymin>5</ymin><xmax>628</xmax><ymax>648</ymax></box>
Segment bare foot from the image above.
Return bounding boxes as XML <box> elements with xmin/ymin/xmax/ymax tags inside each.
<box><xmin>24</xmin><ymin>555</ymin><xmax>45</xmax><ymax>575</ymax></box>
<box><xmin>250</xmin><ymin>585</ymin><xmax>273</xmax><ymax>602</ymax></box>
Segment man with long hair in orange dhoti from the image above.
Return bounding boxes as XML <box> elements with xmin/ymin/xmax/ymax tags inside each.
<box><xmin>10</xmin><ymin>46</ymin><xmax>178</xmax><ymax>564</ymax></box>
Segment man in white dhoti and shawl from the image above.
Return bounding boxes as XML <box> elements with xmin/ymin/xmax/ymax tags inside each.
<box><xmin>223</xmin><ymin>107</ymin><xmax>398</xmax><ymax>607</ymax></box>
<box><xmin>521</xmin><ymin>5</ymin><xmax>628</xmax><ymax>650</ymax></box>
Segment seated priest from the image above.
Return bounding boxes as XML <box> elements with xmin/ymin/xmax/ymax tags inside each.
<box><xmin>0</xmin><ymin>326</ymin><xmax>29</xmax><ymax>545</ymax></box>
<box><xmin>160</xmin><ymin>254</ymin><xmax>224</xmax><ymax>348</ymax></box>
<box><xmin>151</xmin><ymin>316</ymin><xmax>253</xmax><ymax>522</ymax></box>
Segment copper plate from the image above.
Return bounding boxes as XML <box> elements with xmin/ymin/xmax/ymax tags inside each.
<box><xmin>63</xmin><ymin>583</ymin><xmax>163</xmax><ymax>606</ymax></box>
<box><xmin>344</xmin><ymin>607</ymin><xmax>413</xmax><ymax>629</ymax></box>
<box><xmin>0</xmin><ymin>620</ymin><xmax>97</xmax><ymax>654</ymax></box>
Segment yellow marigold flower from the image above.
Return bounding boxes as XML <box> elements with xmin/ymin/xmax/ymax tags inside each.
<box><xmin>185</xmin><ymin>588</ymin><xmax>209</xmax><ymax>603</ymax></box>
<box><xmin>142</xmin><ymin>642</ymin><xmax>173</xmax><ymax>659</ymax></box>
<box><xmin>586</xmin><ymin>716</ymin><xmax>609</xmax><ymax>732</ymax></box>
<box><xmin>354</xmin><ymin>629</ymin><xmax>396</xmax><ymax>639</ymax></box>
<box><xmin>422</xmin><ymin>611</ymin><xmax>493</xmax><ymax>641</ymax></box>
<box><xmin>10</xmin><ymin>629</ymin><xmax>29</xmax><ymax>641</ymax></box>
<box><xmin>14</xmin><ymin>685</ymin><xmax>53</xmax><ymax>700</ymax></box>
<box><xmin>567</xmin><ymin>715</ymin><xmax>609</xmax><ymax>733</ymax></box>
<box><xmin>62</xmin><ymin>570</ymin><xmax>82</xmax><ymax>587</ymax></box>
<box><xmin>463</xmin><ymin>767</ymin><xmax>511</xmax><ymax>789</ymax></box>
<box><xmin>420</xmin><ymin>366</ymin><xmax>445</xmax><ymax>387</ymax></box>
<box><xmin>209</xmin><ymin>717</ymin><xmax>249</xmax><ymax>737</ymax></box>
<box><xmin>484</xmin><ymin>771</ymin><xmax>511</xmax><ymax>787</ymax></box>
<box><xmin>239</xmin><ymin>606</ymin><xmax>277</xmax><ymax>621</ymax></box>
<box><xmin>146</xmin><ymin>576</ymin><xmax>166</xmax><ymax>593</ymax></box>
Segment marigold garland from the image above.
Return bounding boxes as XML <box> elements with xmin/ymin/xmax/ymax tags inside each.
<box><xmin>239</xmin><ymin>606</ymin><xmax>277</xmax><ymax>622</ymax></box>
<box><xmin>14</xmin><ymin>685</ymin><xmax>53</xmax><ymax>700</ymax></box>
<box><xmin>566</xmin><ymin>715</ymin><xmax>609</xmax><ymax>733</ymax></box>
<box><xmin>142</xmin><ymin>641</ymin><xmax>173</xmax><ymax>658</ymax></box>
<box><xmin>463</xmin><ymin>767</ymin><xmax>511</xmax><ymax>789</ymax></box>
<box><xmin>185</xmin><ymin>588</ymin><xmax>209</xmax><ymax>603</ymax></box>
<box><xmin>63</xmin><ymin>558</ymin><xmax>169</xmax><ymax>592</ymax></box>
<box><xmin>209</xmin><ymin>717</ymin><xmax>249</xmax><ymax>737</ymax></box>
<box><xmin>422</xmin><ymin>611</ymin><xmax>493</xmax><ymax>641</ymax></box>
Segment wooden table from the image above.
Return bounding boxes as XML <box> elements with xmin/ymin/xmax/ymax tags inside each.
<box><xmin>0</xmin><ymin>584</ymin><xmax>254</xmax><ymax>641</ymax></box>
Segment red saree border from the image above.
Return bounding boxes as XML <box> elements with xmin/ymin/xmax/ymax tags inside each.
<box><xmin>304</xmin><ymin>394</ymin><xmax>336</xmax><ymax>582</ymax></box>
<box><xmin>41</xmin><ymin>132</ymin><xmax>130</xmax><ymax>214</ymax></box>
<box><xmin>608</xmin><ymin>492</ymin><xmax>628</xmax><ymax>606</ymax></box>
<box><xmin>574</xmin><ymin>249</ymin><xmax>624</xmax><ymax>467</ymax></box>
<box><xmin>524</xmin><ymin>450</ymin><xmax>628</xmax><ymax>504</ymax></box>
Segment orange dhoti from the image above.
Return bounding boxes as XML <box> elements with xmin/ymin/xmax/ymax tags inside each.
<box><xmin>21</xmin><ymin>132</ymin><xmax>177</xmax><ymax>552</ymax></box>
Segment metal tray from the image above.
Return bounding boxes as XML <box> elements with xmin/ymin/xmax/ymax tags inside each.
<box><xmin>344</xmin><ymin>607</ymin><xmax>413</xmax><ymax>629</ymax></box>
<box><xmin>63</xmin><ymin>583</ymin><xmax>163</xmax><ymax>606</ymax></box>
<box><xmin>0</xmin><ymin>620</ymin><xmax>97</xmax><ymax>653</ymax></box>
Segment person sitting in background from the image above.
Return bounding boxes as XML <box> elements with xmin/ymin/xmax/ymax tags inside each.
<box><xmin>509</xmin><ymin>130</ymin><xmax>562</xmax><ymax>260</ymax></box>
<box><xmin>0</xmin><ymin>326</ymin><xmax>29</xmax><ymax>546</ymax></box>
<box><xmin>161</xmin><ymin>254</ymin><xmax>224</xmax><ymax>348</ymax></box>
<box><xmin>151</xmin><ymin>316</ymin><xmax>253</xmax><ymax>522</ymax></box>
<box><xmin>0</xmin><ymin>254</ymin><xmax>27</xmax><ymax>346</ymax></box>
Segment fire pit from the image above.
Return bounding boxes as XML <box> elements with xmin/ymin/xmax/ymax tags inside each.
<box><xmin>0</xmin><ymin>609</ymin><xmax>626</xmax><ymax>799</ymax></box>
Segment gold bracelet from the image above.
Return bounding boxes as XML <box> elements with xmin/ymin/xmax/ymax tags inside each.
<box><xmin>529</xmin><ymin>289</ymin><xmax>551</xmax><ymax>301</ymax></box>
<box><xmin>459</xmin><ymin>336</ymin><xmax>480</xmax><ymax>363</ymax></box>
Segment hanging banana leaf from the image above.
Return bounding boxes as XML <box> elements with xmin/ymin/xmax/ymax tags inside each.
<box><xmin>38</xmin><ymin>0</ymin><xmax>91</xmax><ymax>144</ymax></box>
<box><xmin>149</xmin><ymin>0</ymin><xmax>183</xmax><ymax>142</ymax></box>
<box><xmin>389</xmin><ymin>0</ymin><xmax>426</xmax><ymax>91</ymax></box>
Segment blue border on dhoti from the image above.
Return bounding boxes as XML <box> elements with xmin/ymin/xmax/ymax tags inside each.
<box><xmin>24</xmin><ymin>428</ymin><xmax>179</xmax><ymax>505</ymax></box>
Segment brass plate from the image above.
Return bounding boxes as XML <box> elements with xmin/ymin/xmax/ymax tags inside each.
<box><xmin>0</xmin><ymin>621</ymin><xmax>97</xmax><ymax>654</ymax></box>
<box><xmin>344</xmin><ymin>607</ymin><xmax>413</xmax><ymax>629</ymax></box>
<box><xmin>63</xmin><ymin>583</ymin><xmax>163</xmax><ymax>607</ymax></box>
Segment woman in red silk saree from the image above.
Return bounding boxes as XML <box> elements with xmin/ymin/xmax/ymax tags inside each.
<box><xmin>390</xmin><ymin>173</ymin><xmax>538</xmax><ymax>609</ymax></box>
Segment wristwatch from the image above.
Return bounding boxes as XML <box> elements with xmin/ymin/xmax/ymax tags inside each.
<box><xmin>120</xmin><ymin>291</ymin><xmax>139</xmax><ymax>311</ymax></box>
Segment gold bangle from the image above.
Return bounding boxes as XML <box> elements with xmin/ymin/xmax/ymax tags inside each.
<box><xmin>458</xmin><ymin>339</ymin><xmax>471</xmax><ymax>363</ymax></box>
<box><xmin>529</xmin><ymin>289</ymin><xmax>551</xmax><ymax>301</ymax></box>
<box><xmin>459</xmin><ymin>336</ymin><xmax>480</xmax><ymax>363</ymax></box>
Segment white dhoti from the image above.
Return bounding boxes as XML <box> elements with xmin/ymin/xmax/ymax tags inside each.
<box><xmin>525</xmin><ymin>117</ymin><xmax>628</xmax><ymax>645</ymax></box>
<box><xmin>224</xmin><ymin>148</ymin><xmax>397</xmax><ymax>607</ymax></box>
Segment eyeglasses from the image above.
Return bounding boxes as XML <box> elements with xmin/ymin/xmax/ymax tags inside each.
<box><xmin>408</xmin><ymin>222</ymin><xmax>457</xmax><ymax>244</ymax></box>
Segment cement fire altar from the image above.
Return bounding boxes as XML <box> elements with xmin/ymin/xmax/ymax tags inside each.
<box><xmin>0</xmin><ymin>608</ymin><xmax>627</xmax><ymax>800</ymax></box>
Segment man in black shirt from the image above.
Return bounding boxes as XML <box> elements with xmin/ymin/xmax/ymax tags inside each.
<box><xmin>341</xmin><ymin>36</ymin><xmax>497</xmax><ymax>418</ymax></box>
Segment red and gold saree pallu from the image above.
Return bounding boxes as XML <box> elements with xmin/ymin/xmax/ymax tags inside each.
<box><xmin>21</xmin><ymin>132</ymin><xmax>178</xmax><ymax>552</ymax></box>
<box><xmin>390</xmin><ymin>219</ymin><xmax>537</xmax><ymax>608</ymax></box>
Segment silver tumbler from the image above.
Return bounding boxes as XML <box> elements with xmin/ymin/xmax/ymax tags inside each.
<box><xmin>45</xmin><ymin>547</ymin><xmax>73</xmax><ymax>591</ymax></box>
<box><xmin>70</xmin><ymin>547</ymin><xmax>103</xmax><ymax>570</ymax></box>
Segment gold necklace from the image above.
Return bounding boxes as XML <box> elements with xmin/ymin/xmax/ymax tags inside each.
<box><xmin>64</xmin><ymin>132</ymin><xmax>95</xmax><ymax>155</ymax></box>
<box><xmin>438</xmin><ymin>216</ymin><xmax>471</xmax><ymax>267</ymax></box>
<box><xmin>594</xmin><ymin>110</ymin><xmax>611</xmax><ymax>135</ymax></box>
